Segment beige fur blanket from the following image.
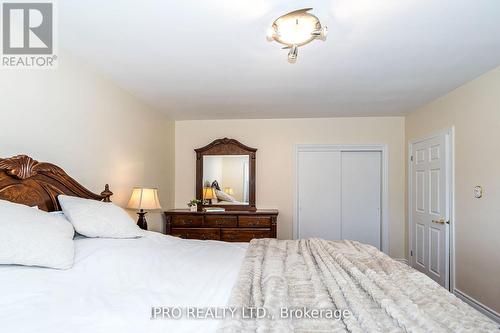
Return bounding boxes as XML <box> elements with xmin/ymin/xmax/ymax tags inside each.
<box><xmin>218</xmin><ymin>238</ymin><xmax>497</xmax><ymax>333</ymax></box>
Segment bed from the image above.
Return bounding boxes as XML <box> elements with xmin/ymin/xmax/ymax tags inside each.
<box><xmin>0</xmin><ymin>155</ymin><xmax>497</xmax><ymax>332</ymax></box>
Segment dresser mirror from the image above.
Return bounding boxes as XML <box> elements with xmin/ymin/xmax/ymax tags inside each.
<box><xmin>195</xmin><ymin>138</ymin><xmax>256</xmax><ymax>211</ymax></box>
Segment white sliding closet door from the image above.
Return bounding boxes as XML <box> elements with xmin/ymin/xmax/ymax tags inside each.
<box><xmin>296</xmin><ymin>149</ymin><xmax>382</xmax><ymax>249</ymax></box>
<box><xmin>297</xmin><ymin>151</ymin><xmax>341</xmax><ymax>240</ymax></box>
<box><xmin>341</xmin><ymin>151</ymin><xmax>381</xmax><ymax>249</ymax></box>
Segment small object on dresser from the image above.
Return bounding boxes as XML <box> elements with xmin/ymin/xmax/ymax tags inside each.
<box><xmin>203</xmin><ymin>207</ymin><xmax>226</xmax><ymax>212</ymax></box>
<box><xmin>127</xmin><ymin>188</ymin><xmax>162</xmax><ymax>230</ymax></box>
<box><xmin>187</xmin><ymin>199</ymin><xmax>201</xmax><ymax>212</ymax></box>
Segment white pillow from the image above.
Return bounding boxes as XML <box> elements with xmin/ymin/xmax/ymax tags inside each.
<box><xmin>215</xmin><ymin>189</ymin><xmax>237</xmax><ymax>202</ymax></box>
<box><xmin>0</xmin><ymin>199</ymin><xmax>75</xmax><ymax>269</ymax></box>
<box><xmin>58</xmin><ymin>195</ymin><xmax>143</xmax><ymax>238</ymax></box>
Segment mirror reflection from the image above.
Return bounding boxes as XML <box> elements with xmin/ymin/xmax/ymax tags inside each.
<box><xmin>203</xmin><ymin>155</ymin><xmax>250</xmax><ymax>205</ymax></box>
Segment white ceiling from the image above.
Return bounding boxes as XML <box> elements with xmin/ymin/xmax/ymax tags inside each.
<box><xmin>60</xmin><ymin>0</ymin><xmax>500</xmax><ymax>120</ymax></box>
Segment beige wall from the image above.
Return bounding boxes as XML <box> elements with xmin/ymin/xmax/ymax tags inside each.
<box><xmin>406</xmin><ymin>66</ymin><xmax>500</xmax><ymax>313</ymax></box>
<box><xmin>175</xmin><ymin>117</ymin><xmax>406</xmax><ymax>258</ymax></box>
<box><xmin>0</xmin><ymin>52</ymin><xmax>175</xmax><ymax>232</ymax></box>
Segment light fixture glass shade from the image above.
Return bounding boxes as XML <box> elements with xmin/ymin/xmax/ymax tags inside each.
<box><xmin>274</xmin><ymin>14</ymin><xmax>318</xmax><ymax>45</ymax></box>
<box><xmin>224</xmin><ymin>187</ymin><xmax>234</xmax><ymax>195</ymax></box>
<box><xmin>127</xmin><ymin>188</ymin><xmax>162</xmax><ymax>210</ymax></box>
<box><xmin>203</xmin><ymin>187</ymin><xmax>216</xmax><ymax>200</ymax></box>
<box><xmin>267</xmin><ymin>8</ymin><xmax>327</xmax><ymax>63</ymax></box>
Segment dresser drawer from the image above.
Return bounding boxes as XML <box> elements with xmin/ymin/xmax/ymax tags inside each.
<box><xmin>171</xmin><ymin>228</ymin><xmax>220</xmax><ymax>240</ymax></box>
<box><xmin>204</xmin><ymin>215</ymin><xmax>238</xmax><ymax>228</ymax></box>
<box><xmin>171</xmin><ymin>215</ymin><xmax>203</xmax><ymax>227</ymax></box>
<box><xmin>239</xmin><ymin>216</ymin><xmax>271</xmax><ymax>228</ymax></box>
<box><xmin>221</xmin><ymin>228</ymin><xmax>271</xmax><ymax>242</ymax></box>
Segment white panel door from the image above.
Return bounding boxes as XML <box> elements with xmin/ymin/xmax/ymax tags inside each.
<box><xmin>341</xmin><ymin>151</ymin><xmax>382</xmax><ymax>249</ymax></box>
<box><xmin>411</xmin><ymin>134</ymin><xmax>449</xmax><ymax>288</ymax></box>
<box><xmin>297</xmin><ymin>151</ymin><xmax>341</xmax><ymax>240</ymax></box>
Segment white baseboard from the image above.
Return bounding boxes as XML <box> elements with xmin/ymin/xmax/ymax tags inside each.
<box><xmin>394</xmin><ymin>258</ymin><xmax>408</xmax><ymax>265</ymax></box>
<box><xmin>454</xmin><ymin>289</ymin><xmax>500</xmax><ymax>324</ymax></box>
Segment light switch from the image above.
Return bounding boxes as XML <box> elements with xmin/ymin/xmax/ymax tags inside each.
<box><xmin>474</xmin><ymin>186</ymin><xmax>483</xmax><ymax>199</ymax></box>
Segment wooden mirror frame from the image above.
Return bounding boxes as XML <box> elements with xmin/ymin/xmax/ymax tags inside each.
<box><xmin>195</xmin><ymin>138</ymin><xmax>256</xmax><ymax>211</ymax></box>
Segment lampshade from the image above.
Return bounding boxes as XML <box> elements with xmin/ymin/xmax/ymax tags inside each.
<box><xmin>224</xmin><ymin>187</ymin><xmax>234</xmax><ymax>195</ymax></box>
<box><xmin>203</xmin><ymin>187</ymin><xmax>216</xmax><ymax>200</ymax></box>
<box><xmin>127</xmin><ymin>188</ymin><xmax>162</xmax><ymax>210</ymax></box>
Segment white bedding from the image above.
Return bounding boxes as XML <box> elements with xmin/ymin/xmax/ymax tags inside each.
<box><xmin>0</xmin><ymin>232</ymin><xmax>247</xmax><ymax>333</ymax></box>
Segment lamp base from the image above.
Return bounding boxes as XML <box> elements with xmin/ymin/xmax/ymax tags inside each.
<box><xmin>136</xmin><ymin>210</ymin><xmax>148</xmax><ymax>230</ymax></box>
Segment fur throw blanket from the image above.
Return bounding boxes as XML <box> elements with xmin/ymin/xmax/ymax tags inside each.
<box><xmin>218</xmin><ymin>238</ymin><xmax>497</xmax><ymax>332</ymax></box>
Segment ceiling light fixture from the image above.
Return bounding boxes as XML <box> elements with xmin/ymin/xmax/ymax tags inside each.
<box><xmin>266</xmin><ymin>8</ymin><xmax>327</xmax><ymax>64</ymax></box>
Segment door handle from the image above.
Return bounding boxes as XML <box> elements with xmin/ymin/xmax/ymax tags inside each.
<box><xmin>432</xmin><ymin>218</ymin><xmax>449</xmax><ymax>224</ymax></box>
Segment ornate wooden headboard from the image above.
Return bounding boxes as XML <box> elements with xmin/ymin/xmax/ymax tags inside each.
<box><xmin>0</xmin><ymin>155</ymin><xmax>112</xmax><ymax>211</ymax></box>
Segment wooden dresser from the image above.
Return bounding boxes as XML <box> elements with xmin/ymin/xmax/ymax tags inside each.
<box><xmin>164</xmin><ymin>210</ymin><xmax>278</xmax><ymax>242</ymax></box>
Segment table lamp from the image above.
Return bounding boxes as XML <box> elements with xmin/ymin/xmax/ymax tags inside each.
<box><xmin>127</xmin><ymin>188</ymin><xmax>162</xmax><ymax>230</ymax></box>
<box><xmin>203</xmin><ymin>187</ymin><xmax>216</xmax><ymax>205</ymax></box>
